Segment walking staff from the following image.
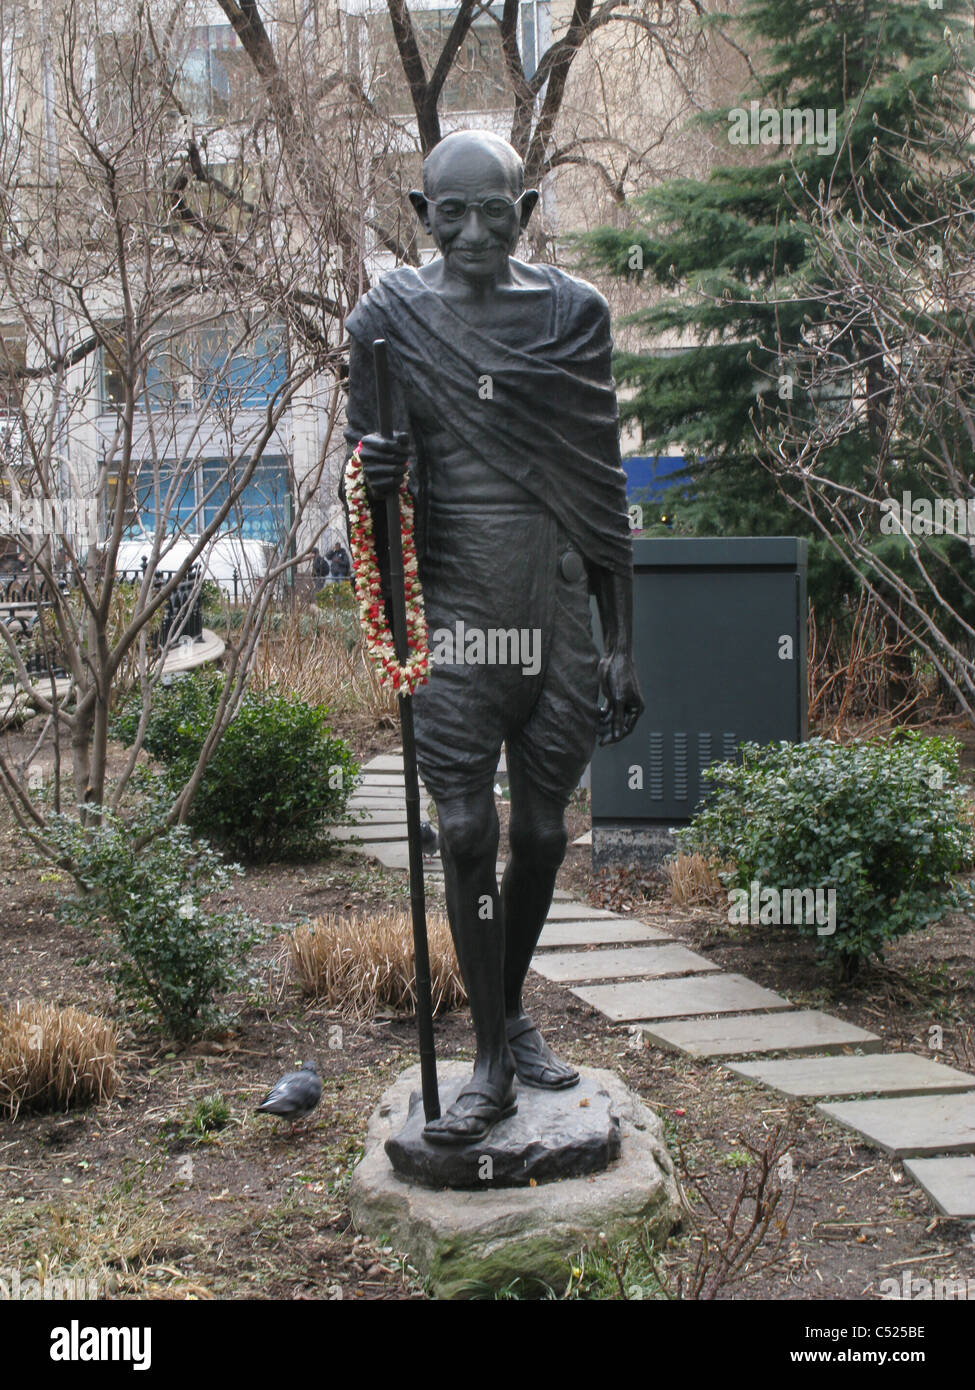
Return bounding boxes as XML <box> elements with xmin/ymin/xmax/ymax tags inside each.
<box><xmin>372</xmin><ymin>337</ymin><xmax>440</xmax><ymax>1122</ymax></box>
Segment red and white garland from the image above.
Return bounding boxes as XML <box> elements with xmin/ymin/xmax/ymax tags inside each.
<box><xmin>344</xmin><ymin>441</ymin><xmax>429</xmax><ymax>697</ymax></box>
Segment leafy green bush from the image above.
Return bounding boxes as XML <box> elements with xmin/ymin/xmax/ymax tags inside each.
<box><xmin>199</xmin><ymin>578</ymin><xmax>224</xmax><ymax>628</ymax></box>
<box><xmin>675</xmin><ymin>733</ymin><xmax>974</xmax><ymax>977</ymax></box>
<box><xmin>185</xmin><ymin>688</ymin><xmax>358</xmax><ymax>860</ymax></box>
<box><xmin>112</xmin><ymin>667</ymin><xmax>223</xmax><ymax>765</ymax></box>
<box><xmin>113</xmin><ymin>670</ymin><xmax>358</xmax><ymax>861</ymax></box>
<box><xmin>44</xmin><ymin>813</ymin><xmax>263</xmax><ymax>1039</ymax></box>
<box><xmin>315</xmin><ymin>582</ymin><xmax>360</xmax><ymax>648</ymax></box>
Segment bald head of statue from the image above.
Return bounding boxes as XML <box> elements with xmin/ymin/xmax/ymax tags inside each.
<box><xmin>409</xmin><ymin>130</ymin><xmax>539</xmax><ymax>287</ymax></box>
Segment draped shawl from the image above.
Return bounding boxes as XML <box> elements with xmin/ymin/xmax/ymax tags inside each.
<box><xmin>344</xmin><ymin>263</ymin><xmax>632</xmax><ymax>577</ymax></box>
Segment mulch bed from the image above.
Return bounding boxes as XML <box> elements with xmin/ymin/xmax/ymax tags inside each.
<box><xmin>1</xmin><ymin>722</ymin><xmax>973</xmax><ymax>1300</ymax></box>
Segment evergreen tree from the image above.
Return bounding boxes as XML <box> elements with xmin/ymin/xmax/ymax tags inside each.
<box><xmin>577</xmin><ymin>0</ymin><xmax>975</xmax><ymax>625</ymax></box>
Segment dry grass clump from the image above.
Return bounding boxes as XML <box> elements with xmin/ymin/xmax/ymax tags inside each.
<box><xmin>287</xmin><ymin>910</ymin><xmax>465</xmax><ymax>1019</ymax></box>
<box><xmin>253</xmin><ymin>603</ymin><xmax>398</xmax><ymax>724</ymax></box>
<box><xmin>665</xmin><ymin>852</ymin><xmax>727</xmax><ymax>908</ymax></box>
<box><xmin>0</xmin><ymin>1192</ymin><xmax>205</xmax><ymax>1299</ymax></box>
<box><xmin>0</xmin><ymin>1001</ymin><xmax>120</xmax><ymax>1120</ymax></box>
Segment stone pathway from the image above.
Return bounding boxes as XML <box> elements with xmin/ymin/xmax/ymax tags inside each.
<box><xmin>337</xmin><ymin>752</ymin><xmax>975</xmax><ymax>1218</ymax></box>
<box><xmin>903</xmin><ymin>1158</ymin><xmax>975</xmax><ymax>1218</ymax></box>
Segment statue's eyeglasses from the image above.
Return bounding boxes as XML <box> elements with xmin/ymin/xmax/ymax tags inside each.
<box><xmin>425</xmin><ymin>192</ymin><xmax>528</xmax><ymax>223</ymax></box>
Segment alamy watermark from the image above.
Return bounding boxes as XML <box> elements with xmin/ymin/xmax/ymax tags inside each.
<box><xmin>430</xmin><ymin>621</ymin><xmax>541</xmax><ymax>677</ymax></box>
<box><xmin>0</xmin><ymin>1265</ymin><xmax>100</xmax><ymax>1300</ymax></box>
<box><xmin>0</xmin><ymin>495</ymin><xmax>99</xmax><ymax>540</ymax></box>
<box><xmin>879</xmin><ymin>492</ymin><xmax>975</xmax><ymax>537</ymax></box>
<box><xmin>879</xmin><ymin>1269</ymin><xmax>975</xmax><ymax>1300</ymax></box>
<box><xmin>728</xmin><ymin>101</ymin><xmax>837</xmax><ymax>156</ymax></box>
<box><xmin>728</xmin><ymin>880</ymin><xmax>837</xmax><ymax>935</ymax></box>
<box><xmin>50</xmin><ymin>1320</ymin><xmax>151</xmax><ymax>1370</ymax></box>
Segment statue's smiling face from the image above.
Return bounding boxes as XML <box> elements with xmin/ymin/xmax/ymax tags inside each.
<box><xmin>421</xmin><ymin>145</ymin><xmax>526</xmax><ymax>284</ymax></box>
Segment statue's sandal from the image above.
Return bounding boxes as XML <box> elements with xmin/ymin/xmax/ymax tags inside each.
<box><xmin>423</xmin><ymin>1084</ymin><xmax>518</xmax><ymax>1146</ymax></box>
<box><xmin>506</xmin><ymin>1018</ymin><xmax>580</xmax><ymax>1091</ymax></box>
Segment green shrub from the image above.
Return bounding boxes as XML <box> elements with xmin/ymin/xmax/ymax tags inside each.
<box><xmin>315</xmin><ymin>583</ymin><xmax>360</xmax><ymax>648</ymax></box>
<box><xmin>112</xmin><ymin>667</ymin><xmax>224</xmax><ymax>766</ymax></box>
<box><xmin>199</xmin><ymin>579</ymin><xmax>224</xmax><ymax>627</ymax></box>
<box><xmin>675</xmin><ymin>733</ymin><xmax>974</xmax><ymax>977</ymax></box>
<box><xmin>185</xmin><ymin>687</ymin><xmax>358</xmax><ymax>860</ymax></box>
<box><xmin>44</xmin><ymin>813</ymin><xmax>263</xmax><ymax>1039</ymax></box>
<box><xmin>113</xmin><ymin>669</ymin><xmax>358</xmax><ymax>861</ymax></box>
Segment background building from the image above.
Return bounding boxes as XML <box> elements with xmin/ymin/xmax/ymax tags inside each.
<box><xmin>0</xmin><ymin>0</ymin><xmax>741</xmax><ymax>573</ymax></box>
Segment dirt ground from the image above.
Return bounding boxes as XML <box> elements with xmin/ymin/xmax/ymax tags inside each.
<box><xmin>1</xmin><ymin>719</ymin><xmax>974</xmax><ymax>1301</ymax></box>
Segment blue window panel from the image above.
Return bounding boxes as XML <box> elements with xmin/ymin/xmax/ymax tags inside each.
<box><xmin>131</xmin><ymin>463</ymin><xmax>196</xmax><ymax>536</ymax></box>
<box><xmin>202</xmin><ymin>458</ymin><xmax>290</xmax><ymax>541</ymax></box>
<box><xmin>144</xmin><ymin>338</ymin><xmax>191</xmax><ymax>409</ymax></box>
<box><xmin>177</xmin><ymin>25</ymin><xmax>254</xmax><ymax>123</ymax></box>
<box><xmin>198</xmin><ymin>324</ymin><xmax>287</xmax><ymax>407</ymax></box>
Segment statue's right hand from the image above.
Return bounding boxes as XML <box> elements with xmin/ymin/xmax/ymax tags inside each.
<box><xmin>357</xmin><ymin>431</ymin><xmax>409</xmax><ymax>499</ymax></box>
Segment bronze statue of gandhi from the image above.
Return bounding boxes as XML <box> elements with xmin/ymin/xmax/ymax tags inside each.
<box><xmin>343</xmin><ymin>129</ymin><xmax>642</xmax><ymax>1145</ymax></box>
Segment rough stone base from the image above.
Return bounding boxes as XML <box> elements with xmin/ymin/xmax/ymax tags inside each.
<box><xmin>385</xmin><ymin>1066</ymin><xmax>622</xmax><ymax>1189</ymax></box>
<box><xmin>592</xmin><ymin>821</ymin><xmax>679</xmax><ymax>870</ymax></box>
<box><xmin>350</xmin><ymin>1061</ymin><xmax>681</xmax><ymax>1299</ymax></box>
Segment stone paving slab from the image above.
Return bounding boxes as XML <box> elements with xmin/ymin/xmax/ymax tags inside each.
<box><xmin>818</xmin><ymin>1094</ymin><xmax>975</xmax><ymax>1156</ymax></box>
<box><xmin>641</xmin><ymin>1010</ymin><xmax>882</xmax><ymax>1059</ymax></box>
<box><xmin>572</xmin><ymin>974</ymin><xmax>793</xmax><ymax>1023</ymax></box>
<box><xmin>536</xmin><ymin>921</ymin><xmax>674</xmax><ymax>949</ymax></box>
<box><xmin>533</xmin><ymin>944</ymin><xmax>719</xmax><ymax>985</ymax></box>
<box><xmin>726</xmin><ymin>1053</ymin><xmax>975</xmax><ymax>1099</ymax></box>
<box><xmin>362</xmin><ymin>755</ymin><xmax>408</xmax><ymax>772</ymax></box>
<box><xmin>367</xmin><ymin>750</ymin><xmax>506</xmax><ymax>773</ymax></box>
<box><xmin>360</xmin><ymin>842</ymin><xmax>507</xmax><ymax>874</ymax></box>
<box><xmin>331</xmin><ymin>823</ymin><xmax>409</xmax><ymax>842</ymax></box>
<box><xmin>347</xmin><ymin>842</ymin><xmax>413</xmax><ymax>870</ymax></box>
<box><xmin>545</xmin><ymin>903</ymin><xmax>616</xmax><ymax>922</ymax></box>
<box><xmin>902</xmin><ymin>1157</ymin><xmax>975</xmax><ymax>1218</ymax></box>
<box><xmin>348</xmin><ymin>810</ymin><xmax>412</xmax><ymax>823</ymax></box>
<box><xmin>351</xmin><ymin>787</ymin><xmax>414</xmax><ymax>799</ymax></box>
<box><xmin>354</xmin><ymin>777</ymin><xmax>425</xmax><ymax>790</ymax></box>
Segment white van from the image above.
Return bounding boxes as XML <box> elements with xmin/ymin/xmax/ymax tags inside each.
<box><xmin>112</xmin><ymin>532</ymin><xmax>274</xmax><ymax>599</ymax></box>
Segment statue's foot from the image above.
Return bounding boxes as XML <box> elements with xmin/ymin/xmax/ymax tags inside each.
<box><xmin>423</xmin><ymin>1079</ymin><xmax>518</xmax><ymax>1147</ymax></box>
<box><xmin>506</xmin><ymin>1015</ymin><xmax>580</xmax><ymax>1090</ymax></box>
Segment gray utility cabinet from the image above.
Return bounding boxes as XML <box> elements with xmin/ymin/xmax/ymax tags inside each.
<box><xmin>591</xmin><ymin>538</ymin><xmax>807</xmax><ymax>850</ymax></box>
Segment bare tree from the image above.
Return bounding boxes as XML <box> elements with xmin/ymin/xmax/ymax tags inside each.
<box><xmin>0</xmin><ymin>0</ymin><xmax>351</xmax><ymax>838</ymax></box>
<box><xmin>214</xmin><ymin>0</ymin><xmax>719</xmax><ymax>269</ymax></box>
<box><xmin>0</xmin><ymin>0</ymin><xmax>728</xmax><ymax>842</ymax></box>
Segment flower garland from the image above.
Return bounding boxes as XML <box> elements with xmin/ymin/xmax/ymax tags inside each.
<box><xmin>344</xmin><ymin>441</ymin><xmax>429</xmax><ymax>697</ymax></box>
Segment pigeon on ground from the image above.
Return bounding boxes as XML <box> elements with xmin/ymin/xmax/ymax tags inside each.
<box><xmin>420</xmin><ymin>820</ymin><xmax>439</xmax><ymax>858</ymax></box>
<box><xmin>255</xmin><ymin>1060</ymin><xmax>322</xmax><ymax>1129</ymax></box>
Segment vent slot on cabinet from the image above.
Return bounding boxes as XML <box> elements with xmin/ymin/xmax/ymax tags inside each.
<box><xmin>649</xmin><ymin>731</ymin><xmax>664</xmax><ymax>800</ymax></box>
<box><xmin>673</xmin><ymin>732</ymin><xmax>688</xmax><ymax>800</ymax></box>
<box><xmin>698</xmin><ymin>731</ymin><xmax>714</xmax><ymax>796</ymax></box>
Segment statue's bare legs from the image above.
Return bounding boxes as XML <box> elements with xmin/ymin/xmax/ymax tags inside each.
<box><xmin>423</xmin><ymin>763</ymin><xmax>578</xmax><ymax>1147</ymax></box>
<box><xmin>501</xmin><ymin>754</ymin><xmax>579</xmax><ymax>1091</ymax></box>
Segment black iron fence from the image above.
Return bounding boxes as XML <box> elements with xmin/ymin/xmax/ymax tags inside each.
<box><xmin>0</xmin><ymin>560</ymin><xmax>203</xmax><ymax>683</ymax></box>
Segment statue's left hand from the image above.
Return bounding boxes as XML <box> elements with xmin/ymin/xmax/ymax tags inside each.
<box><xmin>597</xmin><ymin>649</ymin><xmax>644</xmax><ymax>745</ymax></box>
